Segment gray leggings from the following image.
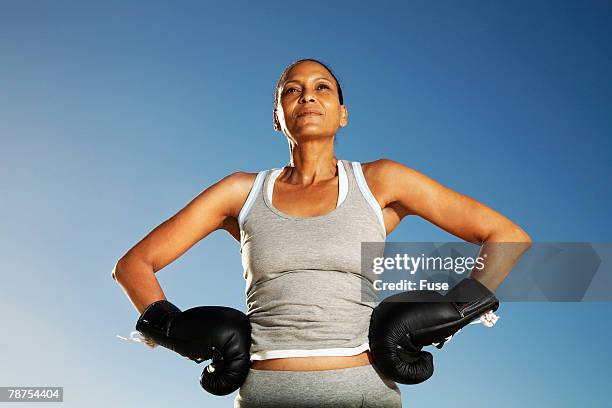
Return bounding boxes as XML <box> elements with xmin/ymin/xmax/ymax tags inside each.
<box><xmin>233</xmin><ymin>363</ymin><xmax>402</xmax><ymax>408</ymax></box>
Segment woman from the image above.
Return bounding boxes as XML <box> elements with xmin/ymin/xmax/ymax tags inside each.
<box><xmin>114</xmin><ymin>58</ymin><xmax>531</xmax><ymax>407</ymax></box>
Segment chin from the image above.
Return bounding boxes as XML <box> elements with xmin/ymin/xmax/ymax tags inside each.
<box><xmin>293</xmin><ymin>129</ymin><xmax>332</xmax><ymax>141</ymax></box>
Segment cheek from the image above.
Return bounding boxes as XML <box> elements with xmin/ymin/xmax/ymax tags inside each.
<box><xmin>278</xmin><ymin>105</ymin><xmax>291</xmax><ymax>121</ymax></box>
<box><xmin>280</xmin><ymin>101</ymin><xmax>296</xmax><ymax>117</ymax></box>
<box><xmin>323</xmin><ymin>103</ymin><xmax>342</xmax><ymax>122</ymax></box>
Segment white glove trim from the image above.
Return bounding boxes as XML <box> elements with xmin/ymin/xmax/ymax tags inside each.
<box><xmin>430</xmin><ymin>311</ymin><xmax>500</xmax><ymax>347</ymax></box>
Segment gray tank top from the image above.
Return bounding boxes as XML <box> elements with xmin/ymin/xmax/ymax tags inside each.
<box><xmin>237</xmin><ymin>159</ymin><xmax>387</xmax><ymax>360</ymax></box>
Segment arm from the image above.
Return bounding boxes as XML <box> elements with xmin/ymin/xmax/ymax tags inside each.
<box><xmin>112</xmin><ymin>171</ymin><xmax>256</xmax><ymax>395</ymax></box>
<box><xmin>369</xmin><ymin>158</ymin><xmax>532</xmax><ymax>291</ymax></box>
<box><xmin>368</xmin><ymin>159</ymin><xmax>531</xmax><ymax>384</ymax></box>
<box><xmin>112</xmin><ymin>171</ymin><xmax>255</xmax><ymax>312</ymax></box>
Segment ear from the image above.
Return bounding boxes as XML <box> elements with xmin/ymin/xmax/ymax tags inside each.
<box><xmin>273</xmin><ymin>110</ymin><xmax>281</xmax><ymax>131</ymax></box>
<box><xmin>339</xmin><ymin>105</ymin><xmax>348</xmax><ymax>128</ymax></box>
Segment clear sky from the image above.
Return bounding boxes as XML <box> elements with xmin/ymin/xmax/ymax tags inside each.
<box><xmin>1</xmin><ymin>1</ymin><xmax>611</xmax><ymax>407</ymax></box>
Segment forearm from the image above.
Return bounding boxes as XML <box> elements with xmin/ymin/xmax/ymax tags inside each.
<box><xmin>470</xmin><ymin>229</ymin><xmax>532</xmax><ymax>292</ymax></box>
<box><xmin>112</xmin><ymin>257</ymin><xmax>167</xmax><ymax>313</ymax></box>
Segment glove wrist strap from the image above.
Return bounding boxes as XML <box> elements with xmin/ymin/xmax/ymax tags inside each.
<box><xmin>135</xmin><ymin>300</ymin><xmax>181</xmax><ymax>340</ymax></box>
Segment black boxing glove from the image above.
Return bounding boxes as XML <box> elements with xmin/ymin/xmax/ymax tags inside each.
<box><xmin>369</xmin><ymin>277</ymin><xmax>499</xmax><ymax>385</ymax></box>
<box><xmin>136</xmin><ymin>300</ymin><xmax>251</xmax><ymax>396</ymax></box>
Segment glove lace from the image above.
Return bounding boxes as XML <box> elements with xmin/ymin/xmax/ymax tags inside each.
<box><xmin>431</xmin><ymin>311</ymin><xmax>500</xmax><ymax>348</ymax></box>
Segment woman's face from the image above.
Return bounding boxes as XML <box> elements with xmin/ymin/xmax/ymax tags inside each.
<box><xmin>274</xmin><ymin>61</ymin><xmax>347</xmax><ymax>142</ymax></box>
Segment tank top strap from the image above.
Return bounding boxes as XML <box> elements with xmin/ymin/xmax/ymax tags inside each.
<box><xmin>345</xmin><ymin>160</ymin><xmax>386</xmax><ymax>235</ymax></box>
<box><xmin>237</xmin><ymin>169</ymin><xmax>270</xmax><ymax>229</ymax></box>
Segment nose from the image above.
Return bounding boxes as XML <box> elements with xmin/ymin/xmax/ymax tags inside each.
<box><xmin>299</xmin><ymin>87</ymin><xmax>316</xmax><ymax>104</ymax></box>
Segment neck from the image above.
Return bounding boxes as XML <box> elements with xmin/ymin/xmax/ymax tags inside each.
<box><xmin>284</xmin><ymin>140</ymin><xmax>337</xmax><ymax>187</ymax></box>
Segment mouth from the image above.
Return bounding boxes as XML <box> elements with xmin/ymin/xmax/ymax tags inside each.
<box><xmin>296</xmin><ymin>111</ymin><xmax>323</xmax><ymax>118</ymax></box>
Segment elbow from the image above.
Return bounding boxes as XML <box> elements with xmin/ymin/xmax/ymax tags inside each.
<box><xmin>111</xmin><ymin>261</ymin><xmax>120</xmax><ymax>282</ymax></box>
<box><xmin>515</xmin><ymin>227</ymin><xmax>532</xmax><ymax>246</ymax></box>
<box><xmin>484</xmin><ymin>225</ymin><xmax>532</xmax><ymax>249</ymax></box>
<box><xmin>498</xmin><ymin>223</ymin><xmax>531</xmax><ymax>245</ymax></box>
<box><xmin>511</xmin><ymin>227</ymin><xmax>532</xmax><ymax>254</ymax></box>
<box><xmin>112</xmin><ymin>258</ymin><xmax>127</xmax><ymax>282</ymax></box>
<box><xmin>112</xmin><ymin>256</ymin><xmax>154</xmax><ymax>283</ymax></box>
<box><xmin>524</xmin><ymin>233</ymin><xmax>532</xmax><ymax>247</ymax></box>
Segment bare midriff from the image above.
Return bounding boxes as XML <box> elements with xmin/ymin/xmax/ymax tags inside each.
<box><xmin>251</xmin><ymin>351</ymin><xmax>374</xmax><ymax>371</ymax></box>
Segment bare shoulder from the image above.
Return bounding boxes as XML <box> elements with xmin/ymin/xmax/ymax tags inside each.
<box><xmin>359</xmin><ymin>158</ymin><xmax>414</xmax><ymax>206</ymax></box>
<box><xmin>361</xmin><ymin>158</ymin><xmax>411</xmax><ymax>178</ymax></box>
<box><xmin>361</xmin><ymin>158</ymin><xmax>424</xmax><ymax>189</ymax></box>
<box><xmin>218</xmin><ymin>171</ymin><xmax>259</xmax><ymax>219</ymax></box>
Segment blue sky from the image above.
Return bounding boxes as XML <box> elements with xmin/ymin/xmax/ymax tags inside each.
<box><xmin>1</xmin><ymin>1</ymin><xmax>611</xmax><ymax>407</ymax></box>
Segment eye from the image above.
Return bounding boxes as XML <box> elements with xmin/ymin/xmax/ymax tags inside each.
<box><xmin>283</xmin><ymin>84</ymin><xmax>330</xmax><ymax>96</ymax></box>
